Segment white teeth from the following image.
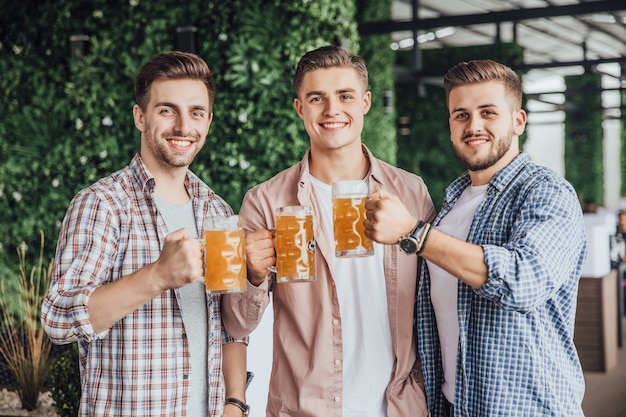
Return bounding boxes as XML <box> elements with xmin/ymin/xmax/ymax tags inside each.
<box><xmin>171</xmin><ymin>140</ymin><xmax>192</xmax><ymax>147</ymax></box>
<box><xmin>323</xmin><ymin>123</ymin><xmax>345</xmax><ymax>128</ymax></box>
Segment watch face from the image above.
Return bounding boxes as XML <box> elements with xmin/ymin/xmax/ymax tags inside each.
<box><xmin>400</xmin><ymin>237</ymin><xmax>418</xmax><ymax>254</ymax></box>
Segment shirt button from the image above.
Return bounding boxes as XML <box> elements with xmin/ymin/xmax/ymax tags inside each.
<box><xmin>182</xmin><ymin>333</ymin><xmax>187</xmax><ymax>339</ymax></box>
<box><xmin>334</xmin><ymin>359</ymin><xmax>341</xmax><ymax>365</ymax></box>
<box><xmin>334</xmin><ymin>396</ymin><xmax>341</xmax><ymax>402</ymax></box>
<box><xmin>183</xmin><ymin>374</ymin><xmax>189</xmax><ymax>380</ymax></box>
<box><xmin>332</xmin><ymin>319</ymin><xmax>339</xmax><ymax>325</ymax></box>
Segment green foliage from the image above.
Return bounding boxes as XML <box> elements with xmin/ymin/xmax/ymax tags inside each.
<box><xmin>356</xmin><ymin>0</ymin><xmax>397</xmax><ymax>164</ymax></box>
<box><xmin>621</xmin><ymin>89</ymin><xmax>626</xmax><ymax>198</ymax></box>
<box><xmin>49</xmin><ymin>344</ymin><xmax>81</xmax><ymax>417</ymax></box>
<box><xmin>0</xmin><ymin>0</ymin><xmax>366</xmax><ymax>266</ymax></box>
<box><xmin>0</xmin><ymin>263</ymin><xmax>22</xmax><ymax>320</ymax></box>
<box><xmin>563</xmin><ymin>72</ymin><xmax>604</xmax><ymax>206</ymax></box>
<box><xmin>396</xmin><ymin>81</ymin><xmax>462</xmax><ymax>209</ymax></box>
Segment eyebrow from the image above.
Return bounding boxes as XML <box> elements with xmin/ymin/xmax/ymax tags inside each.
<box><xmin>304</xmin><ymin>87</ymin><xmax>357</xmax><ymax>99</ymax></box>
<box><xmin>451</xmin><ymin>103</ymin><xmax>498</xmax><ymax>114</ymax></box>
<box><xmin>155</xmin><ymin>102</ymin><xmax>209</xmax><ymax>112</ymax></box>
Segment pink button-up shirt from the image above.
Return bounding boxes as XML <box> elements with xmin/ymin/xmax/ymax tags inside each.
<box><xmin>223</xmin><ymin>146</ymin><xmax>435</xmax><ymax>417</ymax></box>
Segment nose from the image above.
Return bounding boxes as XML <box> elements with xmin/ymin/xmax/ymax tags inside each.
<box><xmin>323</xmin><ymin>97</ymin><xmax>341</xmax><ymax>116</ymax></box>
<box><xmin>464</xmin><ymin>114</ymin><xmax>484</xmax><ymax>135</ymax></box>
<box><xmin>174</xmin><ymin>113</ymin><xmax>191</xmax><ymax>136</ymax></box>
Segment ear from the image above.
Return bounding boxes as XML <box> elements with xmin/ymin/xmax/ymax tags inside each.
<box><xmin>294</xmin><ymin>97</ymin><xmax>304</xmax><ymax>120</ymax></box>
<box><xmin>513</xmin><ymin>108</ymin><xmax>527</xmax><ymax>137</ymax></box>
<box><xmin>133</xmin><ymin>104</ymin><xmax>145</xmax><ymax>132</ymax></box>
<box><xmin>205</xmin><ymin>112</ymin><xmax>214</xmax><ymax>135</ymax></box>
<box><xmin>362</xmin><ymin>90</ymin><xmax>372</xmax><ymax>115</ymax></box>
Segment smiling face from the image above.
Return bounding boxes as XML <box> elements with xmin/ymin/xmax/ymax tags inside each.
<box><xmin>294</xmin><ymin>67</ymin><xmax>371</xmax><ymax>155</ymax></box>
<box><xmin>448</xmin><ymin>80</ymin><xmax>527</xmax><ymax>184</ymax></box>
<box><xmin>134</xmin><ymin>78</ymin><xmax>213</xmax><ymax>175</ymax></box>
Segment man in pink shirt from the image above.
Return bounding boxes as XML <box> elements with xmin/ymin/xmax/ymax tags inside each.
<box><xmin>222</xmin><ymin>45</ymin><xmax>434</xmax><ymax>417</ymax></box>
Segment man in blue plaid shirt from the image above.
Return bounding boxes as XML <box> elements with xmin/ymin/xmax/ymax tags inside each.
<box><xmin>365</xmin><ymin>59</ymin><xmax>586</xmax><ymax>416</ymax></box>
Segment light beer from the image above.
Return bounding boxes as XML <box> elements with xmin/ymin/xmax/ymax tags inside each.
<box><xmin>275</xmin><ymin>206</ymin><xmax>315</xmax><ymax>283</ymax></box>
<box><xmin>332</xmin><ymin>195</ymin><xmax>374</xmax><ymax>257</ymax></box>
<box><xmin>202</xmin><ymin>216</ymin><xmax>247</xmax><ymax>293</ymax></box>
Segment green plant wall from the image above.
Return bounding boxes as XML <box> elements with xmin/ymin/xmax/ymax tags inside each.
<box><xmin>1</xmin><ymin>0</ymin><xmax>399</xmax><ymax>407</ymax></box>
<box><xmin>563</xmin><ymin>72</ymin><xmax>604</xmax><ymax>206</ymax></box>
<box><xmin>621</xmin><ymin>88</ymin><xmax>626</xmax><ymax>198</ymax></box>
<box><xmin>395</xmin><ymin>43</ymin><xmax>525</xmax><ymax>209</ymax></box>
<box><xmin>1</xmin><ymin>0</ymin><xmax>404</xmax><ymax>273</ymax></box>
<box><xmin>356</xmin><ymin>0</ymin><xmax>396</xmax><ymax>164</ymax></box>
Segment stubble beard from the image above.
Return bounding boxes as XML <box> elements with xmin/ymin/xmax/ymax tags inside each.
<box><xmin>145</xmin><ymin>127</ymin><xmax>201</xmax><ymax>170</ymax></box>
<box><xmin>454</xmin><ymin>129</ymin><xmax>513</xmax><ymax>172</ymax></box>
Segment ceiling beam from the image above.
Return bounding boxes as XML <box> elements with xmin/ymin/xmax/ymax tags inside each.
<box><xmin>513</xmin><ymin>56</ymin><xmax>626</xmax><ymax>72</ymax></box>
<box><xmin>360</xmin><ymin>0</ymin><xmax>626</xmax><ymax>35</ymax></box>
<box><xmin>410</xmin><ymin>55</ymin><xmax>626</xmax><ymax>78</ymax></box>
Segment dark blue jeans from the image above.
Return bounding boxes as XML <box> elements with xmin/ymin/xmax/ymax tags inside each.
<box><xmin>444</xmin><ymin>398</ymin><xmax>454</xmax><ymax>417</ymax></box>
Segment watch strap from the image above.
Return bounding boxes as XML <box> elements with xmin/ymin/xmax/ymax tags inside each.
<box><xmin>403</xmin><ymin>220</ymin><xmax>432</xmax><ymax>254</ymax></box>
<box><xmin>225</xmin><ymin>397</ymin><xmax>250</xmax><ymax>416</ymax></box>
<box><xmin>416</xmin><ymin>221</ymin><xmax>432</xmax><ymax>254</ymax></box>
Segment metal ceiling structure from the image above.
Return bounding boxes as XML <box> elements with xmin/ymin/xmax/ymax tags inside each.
<box><xmin>359</xmin><ymin>0</ymin><xmax>626</xmax><ymax>119</ymax></box>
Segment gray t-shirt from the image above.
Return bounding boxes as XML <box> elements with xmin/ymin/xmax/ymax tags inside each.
<box><xmin>155</xmin><ymin>196</ymin><xmax>208</xmax><ymax>416</ymax></box>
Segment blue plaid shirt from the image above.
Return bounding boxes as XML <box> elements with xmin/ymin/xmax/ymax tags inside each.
<box><xmin>417</xmin><ymin>152</ymin><xmax>587</xmax><ymax>417</ymax></box>
<box><xmin>42</xmin><ymin>154</ymin><xmax>240</xmax><ymax>417</ymax></box>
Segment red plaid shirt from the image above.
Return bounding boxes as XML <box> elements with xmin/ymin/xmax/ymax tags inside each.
<box><xmin>42</xmin><ymin>154</ymin><xmax>240</xmax><ymax>416</ymax></box>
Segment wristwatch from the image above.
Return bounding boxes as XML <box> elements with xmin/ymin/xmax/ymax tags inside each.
<box><xmin>225</xmin><ymin>397</ymin><xmax>250</xmax><ymax>416</ymax></box>
<box><xmin>399</xmin><ymin>220</ymin><xmax>431</xmax><ymax>255</ymax></box>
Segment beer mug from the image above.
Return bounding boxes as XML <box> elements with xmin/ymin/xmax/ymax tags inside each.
<box><xmin>332</xmin><ymin>180</ymin><xmax>374</xmax><ymax>258</ymax></box>
<box><xmin>274</xmin><ymin>206</ymin><xmax>315</xmax><ymax>283</ymax></box>
<box><xmin>201</xmin><ymin>215</ymin><xmax>247</xmax><ymax>293</ymax></box>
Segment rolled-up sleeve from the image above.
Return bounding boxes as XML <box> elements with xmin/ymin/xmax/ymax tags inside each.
<box><xmin>221</xmin><ymin>189</ymin><xmax>272</xmax><ymax>339</ymax></box>
<box><xmin>41</xmin><ymin>190</ymin><xmax>119</xmax><ymax>344</ymax></box>
<box><xmin>477</xmin><ymin>178</ymin><xmax>586</xmax><ymax>312</ymax></box>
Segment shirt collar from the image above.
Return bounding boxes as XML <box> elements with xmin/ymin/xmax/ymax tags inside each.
<box><xmin>297</xmin><ymin>144</ymin><xmax>382</xmax><ymax>188</ymax></box>
<box><xmin>127</xmin><ymin>153</ymin><xmax>213</xmax><ymax>200</ymax></box>
<box><xmin>444</xmin><ymin>152</ymin><xmax>531</xmax><ymax>204</ymax></box>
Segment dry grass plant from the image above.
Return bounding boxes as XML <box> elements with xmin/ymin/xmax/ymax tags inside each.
<box><xmin>0</xmin><ymin>232</ymin><xmax>53</xmax><ymax>411</ymax></box>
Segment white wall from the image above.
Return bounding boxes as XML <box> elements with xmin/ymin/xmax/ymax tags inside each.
<box><xmin>245</xmin><ymin>299</ymin><xmax>273</xmax><ymax>417</ymax></box>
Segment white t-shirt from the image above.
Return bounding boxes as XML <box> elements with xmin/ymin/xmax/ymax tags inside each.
<box><xmin>311</xmin><ymin>176</ymin><xmax>392</xmax><ymax>417</ymax></box>
<box><xmin>426</xmin><ymin>184</ymin><xmax>488</xmax><ymax>403</ymax></box>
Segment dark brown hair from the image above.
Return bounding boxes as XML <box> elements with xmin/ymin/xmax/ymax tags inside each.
<box><xmin>443</xmin><ymin>59</ymin><xmax>522</xmax><ymax>110</ymax></box>
<box><xmin>134</xmin><ymin>51</ymin><xmax>215</xmax><ymax>112</ymax></box>
<box><xmin>293</xmin><ymin>45</ymin><xmax>368</xmax><ymax>95</ymax></box>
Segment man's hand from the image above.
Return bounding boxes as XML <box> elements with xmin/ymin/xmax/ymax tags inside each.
<box><xmin>245</xmin><ymin>229</ymin><xmax>276</xmax><ymax>286</ymax></box>
<box><xmin>364</xmin><ymin>189</ymin><xmax>418</xmax><ymax>244</ymax></box>
<box><xmin>88</xmin><ymin>227</ymin><xmax>203</xmax><ymax>333</ymax></box>
<box><xmin>152</xmin><ymin>228</ymin><xmax>203</xmax><ymax>292</ymax></box>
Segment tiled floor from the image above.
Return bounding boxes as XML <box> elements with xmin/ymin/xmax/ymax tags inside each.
<box><xmin>582</xmin><ymin>317</ymin><xmax>626</xmax><ymax>417</ymax></box>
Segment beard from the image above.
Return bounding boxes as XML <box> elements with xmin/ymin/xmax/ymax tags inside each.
<box><xmin>453</xmin><ymin>128</ymin><xmax>513</xmax><ymax>172</ymax></box>
<box><xmin>144</xmin><ymin>124</ymin><xmax>202</xmax><ymax>169</ymax></box>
